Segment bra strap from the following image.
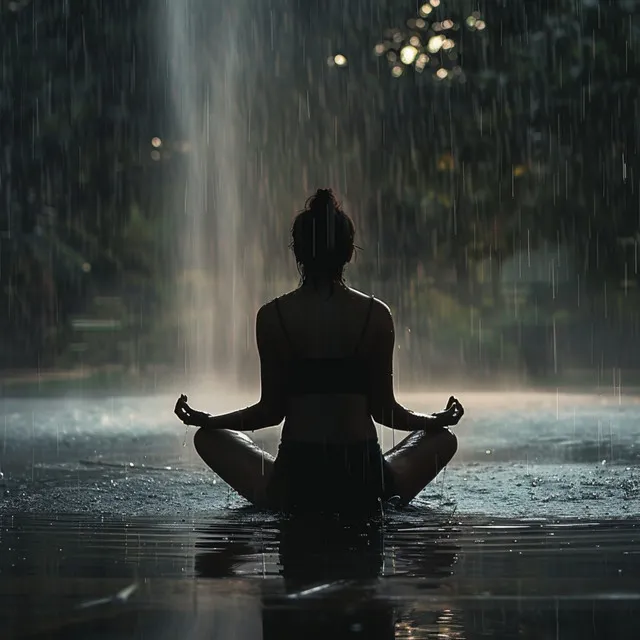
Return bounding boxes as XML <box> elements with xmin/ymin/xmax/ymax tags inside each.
<box><xmin>354</xmin><ymin>296</ymin><xmax>375</xmax><ymax>355</ymax></box>
<box><xmin>274</xmin><ymin>298</ymin><xmax>297</xmax><ymax>355</ymax></box>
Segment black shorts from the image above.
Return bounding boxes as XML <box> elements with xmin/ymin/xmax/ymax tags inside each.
<box><xmin>266</xmin><ymin>438</ymin><xmax>398</xmax><ymax>517</ymax></box>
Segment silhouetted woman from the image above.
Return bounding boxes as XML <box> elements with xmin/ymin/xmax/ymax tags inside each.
<box><xmin>174</xmin><ymin>188</ymin><xmax>463</xmax><ymax>516</ymax></box>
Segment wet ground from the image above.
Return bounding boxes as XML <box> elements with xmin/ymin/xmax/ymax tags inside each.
<box><xmin>1</xmin><ymin>390</ymin><xmax>640</xmax><ymax>638</ymax></box>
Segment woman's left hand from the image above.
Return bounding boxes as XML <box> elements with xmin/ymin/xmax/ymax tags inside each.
<box><xmin>174</xmin><ymin>394</ymin><xmax>205</xmax><ymax>427</ymax></box>
<box><xmin>436</xmin><ymin>395</ymin><xmax>465</xmax><ymax>427</ymax></box>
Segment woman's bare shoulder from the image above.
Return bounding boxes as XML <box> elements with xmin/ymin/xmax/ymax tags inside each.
<box><xmin>370</xmin><ymin>299</ymin><xmax>394</xmax><ymax>332</ymax></box>
<box><xmin>255</xmin><ymin>291</ymin><xmax>298</xmax><ymax>325</ymax></box>
<box><xmin>259</xmin><ymin>290</ymin><xmax>297</xmax><ymax>308</ymax></box>
<box><xmin>256</xmin><ymin>296</ymin><xmax>281</xmax><ymax>324</ymax></box>
<box><xmin>347</xmin><ymin>288</ymin><xmax>392</xmax><ymax>316</ymax></box>
<box><xmin>260</xmin><ymin>287</ymin><xmax>392</xmax><ymax>325</ymax></box>
<box><xmin>345</xmin><ymin>288</ymin><xmax>394</xmax><ymax>332</ymax></box>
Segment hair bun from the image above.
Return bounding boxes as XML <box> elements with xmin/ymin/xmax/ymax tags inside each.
<box><xmin>292</xmin><ymin>188</ymin><xmax>356</xmax><ymax>284</ymax></box>
<box><xmin>314</xmin><ymin>188</ymin><xmax>334</xmax><ymax>201</ymax></box>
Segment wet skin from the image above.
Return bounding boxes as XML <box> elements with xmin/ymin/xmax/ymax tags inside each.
<box><xmin>174</xmin><ymin>284</ymin><xmax>464</xmax><ymax>510</ymax></box>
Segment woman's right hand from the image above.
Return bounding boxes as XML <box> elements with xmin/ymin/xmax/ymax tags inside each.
<box><xmin>437</xmin><ymin>395</ymin><xmax>464</xmax><ymax>427</ymax></box>
<box><xmin>174</xmin><ymin>394</ymin><xmax>206</xmax><ymax>427</ymax></box>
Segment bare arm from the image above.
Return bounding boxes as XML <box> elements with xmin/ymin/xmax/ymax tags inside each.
<box><xmin>175</xmin><ymin>305</ymin><xmax>286</xmax><ymax>431</ymax></box>
<box><xmin>368</xmin><ymin>304</ymin><xmax>460</xmax><ymax>430</ymax></box>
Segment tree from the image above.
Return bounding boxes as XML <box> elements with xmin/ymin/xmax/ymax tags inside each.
<box><xmin>309</xmin><ymin>0</ymin><xmax>640</xmax><ymax>299</ymax></box>
<box><xmin>0</xmin><ymin>0</ymin><xmax>169</xmax><ymax>367</ymax></box>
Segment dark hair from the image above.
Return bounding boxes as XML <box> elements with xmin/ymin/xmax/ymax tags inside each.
<box><xmin>291</xmin><ymin>188</ymin><xmax>356</xmax><ymax>286</ymax></box>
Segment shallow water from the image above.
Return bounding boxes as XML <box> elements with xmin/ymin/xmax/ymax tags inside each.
<box><xmin>1</xmin><ymin>391</ymin><xmax>638</xmax><ymax>519</ymax></box>
<box><xmin>1</xmin><ymin>391</ymin><xmax>640</xmax><ymax>638</ymax></box>
<box><xmin>1</xmin><ymin>512</ymin><xmax>639</xmax><ymax>639</ymax></box>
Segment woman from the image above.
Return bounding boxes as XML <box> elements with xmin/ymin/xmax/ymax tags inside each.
<box><xmin>174</xmin><ymin>188</ymin><xmax>464</xmax><ymax>516</ymax></box>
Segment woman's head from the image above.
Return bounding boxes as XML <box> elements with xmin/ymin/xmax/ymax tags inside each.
<box><xmin>291</xmin><ymin>188</ymin><xmax>356</xmax><ymax>285</ymax></box>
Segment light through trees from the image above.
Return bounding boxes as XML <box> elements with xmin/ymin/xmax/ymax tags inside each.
<box><xmin>365</xmin><ymin>3</ymin><xmax>485</xmax><ymax>80</ymax></box>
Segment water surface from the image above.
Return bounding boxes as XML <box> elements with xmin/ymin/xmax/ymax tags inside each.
<box><xmin>1</xmin><ymin>391</ymin><xmax>639</xmax><ymax>638</ymax></box>
<box><xmin>1</xmin><ymin>512</ymin><xmax>639</xmax><ymax>639</ymax></box>
<box><xmin>1</xmin><ymin>391</ymin><xmax>638</xmax><ymax>519</ymax></box>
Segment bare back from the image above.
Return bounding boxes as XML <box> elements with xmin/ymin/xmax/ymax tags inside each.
<box><xmin>260</xmin><ymin>284</ymin><xmax>390</xmax><ymax>443</ymax></box>
<box><xmin>186</xmin><ymin>187</ymin><xmax>460</xmax><ymax>509</ymax></box>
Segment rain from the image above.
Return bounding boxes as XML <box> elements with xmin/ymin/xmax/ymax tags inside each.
<box><xmin>1</xmin><ymin>0</ymin><xmax>640</xmax><ymax>638</ymax></box>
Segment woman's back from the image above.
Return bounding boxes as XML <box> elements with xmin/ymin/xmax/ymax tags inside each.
<box><xmin>176</xmin><ymin>187</ymin><xmax>462</xmax><ymax>515</ymax></box>
<box><xmin>265</xmin><ymin>284</ymin><xmax>387</xmax><ymax>443</ymax></box>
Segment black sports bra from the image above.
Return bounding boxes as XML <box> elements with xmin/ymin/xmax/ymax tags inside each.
<box><xmin>275</xmin><ymin>296</ymin><xmax>375</xmax><ymax>396</ymax></box>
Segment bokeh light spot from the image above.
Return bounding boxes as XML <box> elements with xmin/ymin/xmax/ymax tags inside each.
<box><xmin>427</xmin><ymin>35</ymin><xmax>446</xmax><ymax>53</ymax></box>
<box><xmin>400</xmin><ymin>45</ymin><xmax>419</xmax><ymax>65</ymax></box>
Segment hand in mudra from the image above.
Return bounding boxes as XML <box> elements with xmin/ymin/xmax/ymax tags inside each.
<box><xmin>174</xmin><ymin>394</ymin><xmax>205</xmax><ymax>427</ymax></box>
<box><xmin>437</xmin><ymin>395</ymin><xmax>464</xmax><ymax>427</ymax></box>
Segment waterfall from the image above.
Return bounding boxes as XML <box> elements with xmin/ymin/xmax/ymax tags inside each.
<box><xmin>165</xmin><ymin>0</ymin><xmax>257</xmax><ymax>385</ymax></box>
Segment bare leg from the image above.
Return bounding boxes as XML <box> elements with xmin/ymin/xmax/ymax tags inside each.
<box><xmin>383</xmin><ymin>429</ymin><xmax>458</xmax><ymax>505</ymax></box>
<box><xmin>193</xmin><ymin>428</ymin><xmax>275</xmax><ymax>508</ymax></box>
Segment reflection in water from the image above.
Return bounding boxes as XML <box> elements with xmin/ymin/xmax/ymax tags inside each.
<box><xmin>195</xmin><ymin>515</ymin><xmax>461</xmax><ymax>639</ymax></box>
<box><xmin>2</xmin><ymin>514</ymin><xmax>640</xmax><ymax>638</ymax></box>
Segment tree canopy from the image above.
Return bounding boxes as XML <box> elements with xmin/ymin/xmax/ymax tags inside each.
<box><xmin>2</xmin><ymin>0</ymin><xmax>638</xmax><ymax>376</ymax></box>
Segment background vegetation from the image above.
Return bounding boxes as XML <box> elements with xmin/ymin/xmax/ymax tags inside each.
<box><xmin>2</xmin><ymin>0</ymin><xmax>639</xmax><ymax>388</ymax></box>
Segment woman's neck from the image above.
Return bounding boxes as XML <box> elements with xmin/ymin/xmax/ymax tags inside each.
<box><xmin>300</xmin><ymin>278</ymin><xmax>347</xmax><ymax>295</ymax></box>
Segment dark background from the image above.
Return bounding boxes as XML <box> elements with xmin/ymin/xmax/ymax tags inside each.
<box><xmin>1</xmin><ymin>0</ymin><xmax>639</xmax><ymax>389</ymax></box>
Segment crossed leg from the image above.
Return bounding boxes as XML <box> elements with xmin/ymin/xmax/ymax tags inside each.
<box><xmin>193</xmin><ymin>427</ymin><xmax>458</xmax><ymax>509</ymax></box>
<box><xmin>193</xmin><ymin>429</ymin><xmax>275</xmax><ymax>508</ymax></box>
<box><xmin>382</xmin><ymin>428</ymin><xmax>458</xmax><ymax>504</ymax></box>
